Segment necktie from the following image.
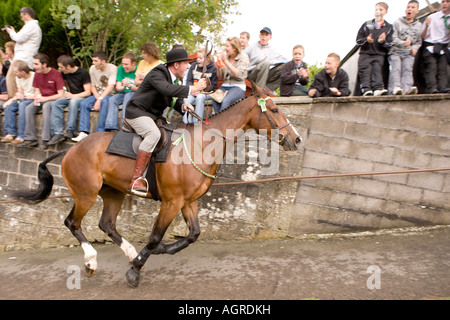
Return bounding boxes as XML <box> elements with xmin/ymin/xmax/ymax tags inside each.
<box><xmin>166</xmin><ymin>78</ymin><xmax>179</xmax><ymax>123</ymax></box>
<box><xmin>444</xmin><ymin>16</ymin><xmax>450</xmax><ymax>30</ymax></box>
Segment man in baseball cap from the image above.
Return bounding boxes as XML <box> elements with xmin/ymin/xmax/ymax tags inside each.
<box><xmin>245</xmin><ymin>27</ymin><xmax>287</xmax><ymax>95</ymax></box>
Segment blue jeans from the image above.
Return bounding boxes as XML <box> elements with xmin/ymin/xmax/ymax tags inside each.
<box><xmin>212</xmin><ymin>86</ymin><xmax>245</xmax><ymax>113</ymax></box>
<box><xmin>105</xmin><ymin>92</ymin><xmax>134</xmax><ymax>130</ymax></box>
<box><xmin>3</xmin><ymin>99</ymin><xmax>33</xmax><ymax>139</ymax></box>
<box><xmin>183</xmin><ymin>93</ymin><xmax>211</xmax><ymax>123</ymax></box>
<box><xmin>50</xmin><ymin>97</ymin><xmax>86</xmax><ymax>135</ymax></box>
<box><xmin>78</xmin><ymin>95</ymin><xmax>112</xmax><ymax>133</ymax></box>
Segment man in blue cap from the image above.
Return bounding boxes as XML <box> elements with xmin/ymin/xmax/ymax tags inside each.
<box><xmin>124</xmin><ymin>48</ymin><xmax>207</xmax><ymax>196</ymax></box>
<box><xmin>245</xmin><ymin>27</ymin><xmax>288</xmax><ymax>95</ymax></box>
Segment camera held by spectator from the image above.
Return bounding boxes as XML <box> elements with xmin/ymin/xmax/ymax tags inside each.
<box><xmin>1</xmin><ymin>25</ymin><xmax>11</xmax><ymax>32</ymax></box>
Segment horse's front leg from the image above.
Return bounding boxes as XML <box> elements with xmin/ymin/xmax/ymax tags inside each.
<box><xmin>126</xmin><ymin>200</ymin><xmax>184</xmax><ymax>287</ymax></box>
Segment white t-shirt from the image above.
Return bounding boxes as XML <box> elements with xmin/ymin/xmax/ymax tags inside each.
<box><xmin>16</xmin><ymin>71</ymin><xmax>35</xmax><ymax>97</ymax></box>
<box><xmin>89</xmin><ymin>64</ymin><xmax>118</xmax><ymax>95</ymax></box>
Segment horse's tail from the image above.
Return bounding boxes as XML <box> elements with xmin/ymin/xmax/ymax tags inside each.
<box><xmin>9</xmin><ymin>148</ymin><xmax>71</xmax><ymax>203</ymax></box>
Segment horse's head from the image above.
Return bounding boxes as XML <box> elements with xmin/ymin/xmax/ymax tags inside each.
<box><xmin>249</xmin><ymin>82</ymin><xmax>302</xmax><ymax>151</ymax></box>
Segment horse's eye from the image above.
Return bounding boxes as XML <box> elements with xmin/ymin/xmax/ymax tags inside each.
<box><xmin>272</xmin><ymin>108</ymin><xmax>278</xmax><ymax>113</ymax></box>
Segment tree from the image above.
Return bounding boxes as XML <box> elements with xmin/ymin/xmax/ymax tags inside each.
<box><xmin>51</xmin><ymin>0</ymin><xmax>238</xmax><ymax>68</ymax></box>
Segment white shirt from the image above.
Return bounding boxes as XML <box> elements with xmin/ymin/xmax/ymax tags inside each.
<box><xmin>10</xmin><ymin>20</ymin><xmax>42</xmax><ymax>69</ymax></box>
<box><xmin>16</xmin><ymin>71</ymin><xmax>35</xmax><ymax>97</ymax></box>
<box><xmin>422</xmin><ymin>10</ymin><xmax>450</xmax><ymax>53</ymax></box>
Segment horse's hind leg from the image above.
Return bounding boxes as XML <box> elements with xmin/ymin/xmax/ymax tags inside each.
<box><xmin>164</xmin><ymin>200</ymin><xmax>200</xmax><ymax>255</ymax></box>
<box><xmin>64</xmin><ymin>194</ymin><xmax>99</xmax><ymax>277</ymax></box>
<box><xmin>98</xmin><ymin>186</ymin><xmax>138</xmax><ymax>262</ymax></box>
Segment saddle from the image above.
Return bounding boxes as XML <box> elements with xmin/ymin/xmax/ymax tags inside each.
<box><xmin>105</xmin><ymin>117</ymin><xmax>183</xmax><ymax>201</ymax></box>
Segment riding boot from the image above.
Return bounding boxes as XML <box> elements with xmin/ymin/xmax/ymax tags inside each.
<box><xmin>129</xmin><ymin>150</ymin><xmax>152</xmax><ymax>196</ymax></box>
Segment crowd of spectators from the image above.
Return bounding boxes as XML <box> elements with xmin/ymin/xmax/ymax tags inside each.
<box><xmin>0</xmin><ymin>1</ymin><xmax>449</xmax><ymax>148</ymax></box>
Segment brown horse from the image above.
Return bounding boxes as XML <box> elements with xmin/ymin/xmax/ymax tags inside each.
<box><xmin>11</xmin><ymin>83</ymin><xmax>301</xmax><ymax>287</ymax></box>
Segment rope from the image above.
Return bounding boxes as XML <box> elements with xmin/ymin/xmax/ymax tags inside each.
<box><xmin>211</xmin><ymin>167</ymin><xmax>450</xmax><ymax>187</ymax></box>
<box><xmin>1</xmin><ymin>168</ymin><xmax>448</xmax><ymax>204</ymax></box>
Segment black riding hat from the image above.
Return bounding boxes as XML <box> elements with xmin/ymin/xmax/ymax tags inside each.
<box><xmin>166</xmin><ymin>49</ymin><xmax>190</xmax><ymax>65</ymax></box>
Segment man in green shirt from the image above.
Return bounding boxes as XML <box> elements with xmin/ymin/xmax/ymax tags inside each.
<box><xmin>105</xmin><ymin>52</ymin><xmax>137</xmax><ymax>131</ymax></box>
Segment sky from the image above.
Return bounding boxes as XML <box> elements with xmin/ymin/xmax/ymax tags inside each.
<box><xmin>223</xmin><ymin>0</ymin><xmax>434</xmax><ymax>66</ymax></box>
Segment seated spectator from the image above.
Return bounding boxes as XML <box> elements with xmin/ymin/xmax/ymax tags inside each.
<box><xmin>246</xmin><ymin>27</ymin><xmax>287</xmax><ymax>95</ymax></box>
<box><xmin>72</xmin><ymin>51</ymin><xmax>117</xmax><ymax>142</ymax></box>
<box><xmin>105</xmin><ymin>52</ymin><xmax>138</xmax><ymax>131</ymax></box>
<box><xmin>420</xmin><ymin>0</ymin><xmax>450</xmax><ymax>93</ymax></box>
<box><xmin>47</xmin><ymin>55</ymin><xmax>91</xmax><ymax>145</ymax></box>
<box><xmin>134</xmin><ymin>42</ymin><xmax>163</xmax><ymax>88</ymax></box>
<box><xmin>388</xmin><ymin>0</ymin><xmax>422</xmax><ymax>95</ymax></box>
<box><xmin>356</xmin><ymin>2</ymin><xmax>393</xmax><ymax>96</ymax></box>
<box><xmin>240</xmin><ymin>31</ymin><xmax>250</xmax><ymax>51</ymax></box>
<box><xmin>0</xmin><ymin>41</ymin><xmax>16</xmax><ymax>77</ymax></box>
<box><xmin>0</xmin><ymin>75</ymin><xmax>8</xmax><ymax>106</ymax></box>
<box><xmin>183</xmin><ymin>49</ymin><xmax>217</xmax><ymax>123</ymax></box>
<box><xmin>20</xmin><ymin>53</ymin><xmax>64</xmax><ymax>148</ymax></box>
<box><xmin>308</xmin><ymin>53</ymin><xmax>351</xmax><ymax>98</ymax></box>
<box><xmin>213</xmin><ymin>37</ymin><xmax>249</xmax><ymax>113</ymax></box>
<box><xmin>1</xmin><ymin>61</ymin><xmax>35</xmax><ymax>145</ymax></box>
<box><xmin>280</xmin><ymin>45</ymin><xmax>310</xmax><ymax>96</ymax></box>
<box><xmin>0</xmin><ymin>74</ymin><xmax>9</xmax><ymax>137</ymax></box>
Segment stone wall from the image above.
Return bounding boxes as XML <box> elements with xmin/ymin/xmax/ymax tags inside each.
<box><xmin>292</xmin><ymin>94</ymin><xmax>450</xmax><ymax>235</ymax></box>
<box><xmin>0</xmin><ymin>95</ymin><xmax>449</xmax><ymax>250</ymax></box>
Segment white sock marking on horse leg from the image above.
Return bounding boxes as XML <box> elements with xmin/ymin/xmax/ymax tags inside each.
<box><xmin>120</xmin><ymin>239</ymin><xmax>138</xmax><ymax>261</ymax></box>
<box><xmin>81</xmin><ymin>242</ymin><xmax>98</xmax><ymax>271</ymax></box>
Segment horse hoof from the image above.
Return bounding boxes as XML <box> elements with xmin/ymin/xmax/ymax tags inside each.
<box><xmin>85</xmin><ymin>265</ymin><xmax>96</xmax><ymax>278</ymax></box>
<box><xmin>126</xmin><ymin>267</ymin><xmax>140</xmax><ymax>287</ymax></box>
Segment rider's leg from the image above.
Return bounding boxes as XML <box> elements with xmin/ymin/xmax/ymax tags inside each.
<box><xmin>125</xmin><ymin>116</ymin><xmax>161</xmax><ymax>196</ymax></box>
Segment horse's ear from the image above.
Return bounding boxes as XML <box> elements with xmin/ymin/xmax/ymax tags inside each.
<box><xmin>251</xmin><ymin>80</ymin><xmax>263</xmax><ymax>97</ymax></box>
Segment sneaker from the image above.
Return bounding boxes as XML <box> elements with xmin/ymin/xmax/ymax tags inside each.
<box><xmin>393</xmin><ymin>87</ymin><xmax>403</xmax><ymax>95</ymax></box>
<box><xmin>11</xmin><ymin>137</ymin><xmax>24</xmax><ymax>145</ymax></box>
<box><xmin>72</xmin><ymin>132</ymin><xmax>89</xmax><ymax>142</ymax></box>
<box><xmin>47</xmin><ymin>134</ymin><xmax>66</xmax><ymax>145</ymax></box>
<box><xmin>1</xmin><ymin>134</ymin><xmax>16</xmax><ymax>143</ymax></box>
<box><xmin>374</xmin><ymin>89</ymin><xmax>388</xmax><ymax>96</ymax></box>
<box><xmin>362</xmin><ymin>90</ymin><xmax>373</xmax><ymax>96</ymax></box>
<box><xmin>406</xmin><ymin>86</ymin><xmax>418</xmax><ymax>95</ymax></box>
<box><xmin>17</xmin><ymin>139</ymin><xmax>38</xmax><ymax>148</ymax></box>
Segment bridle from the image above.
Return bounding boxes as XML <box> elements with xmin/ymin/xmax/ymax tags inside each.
<box><xmin>256</xmin><ymin>97</ymin><xmax>297</xmax><ymax>150</ymax></box>
<box><xmin>185</xmin><ymin>96</ymin><xmax>298</xmax><ymax>149</ymax></box>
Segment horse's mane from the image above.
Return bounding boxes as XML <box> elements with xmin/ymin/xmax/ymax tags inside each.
<box><xmin>206</xmin><ymin>94</ymin><xmax>256</xmax><ymax>120</ymax></box>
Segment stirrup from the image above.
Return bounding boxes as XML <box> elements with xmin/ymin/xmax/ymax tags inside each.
<box><xmin>130</xmin><ymin>177</ymin><xmax>149</xmax><ymax>197</ymax></box>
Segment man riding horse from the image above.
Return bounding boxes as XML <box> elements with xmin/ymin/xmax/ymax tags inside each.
<box><xmin>124</xmin><ymin>49</ymin><xmax>207</xmax><ymax>196</ymax></box>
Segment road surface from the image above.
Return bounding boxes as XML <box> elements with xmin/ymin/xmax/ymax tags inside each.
<box><xmin>0</xmin><ymin>226</ymin><xmax>449</xmax><ymax>301</ymax></box>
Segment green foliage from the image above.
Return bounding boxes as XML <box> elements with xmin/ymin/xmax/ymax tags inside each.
<box><xmin>51</xmin><ymin>0</ymin><xmax>238</xmax><ymax>68</ymax></box>
<box><xmin>305</xmin><ymin>62</ymin><xmax>324</xmax><ymax>88</ymax></box>
<box><xmin>0</xmin><ymin>0</ymin><xmax>237</xmax><ymax>68</ymax></box>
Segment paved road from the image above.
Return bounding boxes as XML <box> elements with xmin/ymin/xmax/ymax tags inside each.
<box><xmin>0</xmin><ymin>226</ymin><xmax>449</xmax><ymax>301</ymax></box>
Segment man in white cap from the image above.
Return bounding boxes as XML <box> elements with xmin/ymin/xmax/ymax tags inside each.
<box><xmin>245</xmin><ymin>27</ymin><xmax>288</xmax><ymax>94</ymax></box>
